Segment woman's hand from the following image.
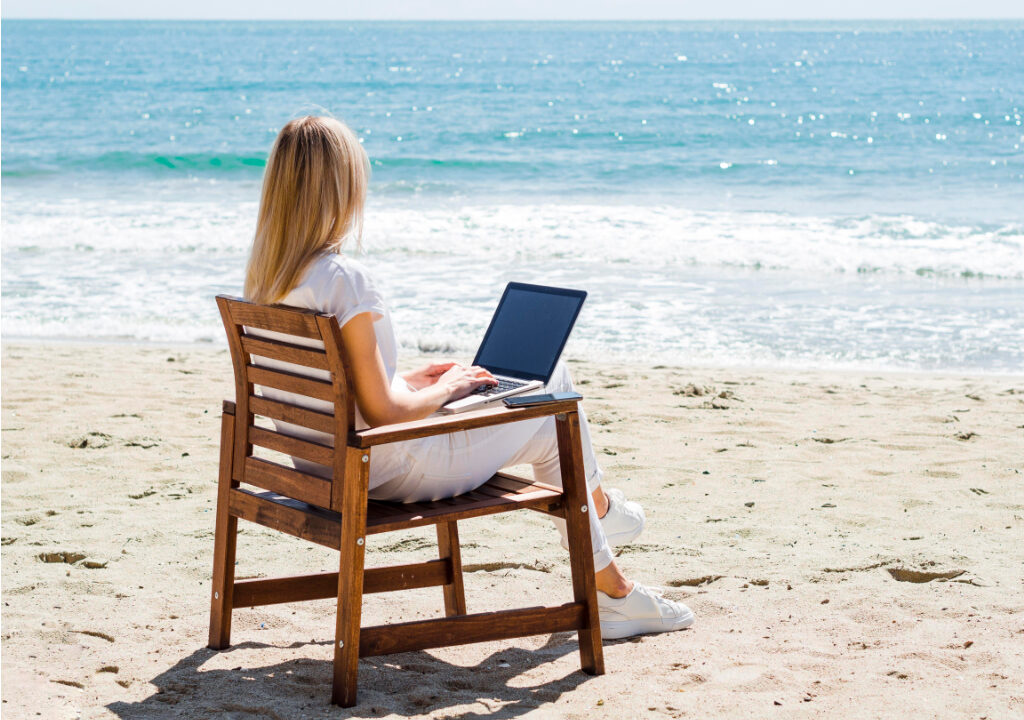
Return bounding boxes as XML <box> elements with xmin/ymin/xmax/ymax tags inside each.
<box><xmin>341</xmin><ymin>313</ymin><xmax>497</xmax><ymax>426</ymax></box>
<box><xmin>438</xmin><ymin>364</ymin><xmax>498</xmax><ymax>401</ymax></box>
<box><xmin>402</xmin><ymin>362</ymin><xmax>457</xmax><ymax>391</ymax></box>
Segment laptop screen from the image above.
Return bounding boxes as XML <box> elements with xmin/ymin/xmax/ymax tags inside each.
<box><xmin>473</xmin><ymin>282</ymin><xmax>587</xmax><ymax>382</ymax></box>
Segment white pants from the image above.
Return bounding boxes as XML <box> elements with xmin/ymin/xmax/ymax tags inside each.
<box><xmin>369</xmin><ymin>362</ymin><xmax>613</xmax><ymax>571</ymax></box>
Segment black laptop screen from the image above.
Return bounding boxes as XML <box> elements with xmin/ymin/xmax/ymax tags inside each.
<box><xmin>473</xmin><ymin>282</ymin><xmax>586</xmax><ymax>382</ymax></box>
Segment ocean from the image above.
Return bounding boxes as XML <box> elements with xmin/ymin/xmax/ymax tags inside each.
<box><xmin>2</xmin><ymin>20</ymin><xmax>1022</xmax><ymax>372</ymax></box>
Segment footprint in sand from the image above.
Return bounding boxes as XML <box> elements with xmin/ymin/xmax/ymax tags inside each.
<box><xmin>38</xmin><ymin>551</ymin><xmax>87</xmax><ymax>564</ymax></box>
<box><xmin>66</xmin><ymin>432</ymin><xmax>113</xmax><ymax>449</ymax></box>
<box><xmin>668</xmin><ymin>574</ymin><xmax>723</xmax><ymax>587</ymax></box>
<box><xmin>886</xmin><ymin>567</ymin><xmax>964</xmax><ymax>583</ymax></box>
<box><xmin>673</xmin><ymin>383</ymin><xmax>715</xmax><ymax>397</ymax></box>
<box><xmin>37</xmin><ymin>551</ymin><xmax>108</xmax><ymax>568</ymax></box>
<box><xmin>124</xmin><ymin>437</ymin><xmax>160</xmax><ymax>449</ymax></box>
<box><xmin>75</xmin><ymin>630</ymin><xmax>115</xmax><ymax>643</ymax></box>
<box><xmin>462</xmin><ymin>560</ymin><xmax>553</xmax><ymax>573</ymax></box>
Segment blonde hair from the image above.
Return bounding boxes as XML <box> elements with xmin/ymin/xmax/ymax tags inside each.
<box><xmin>244</xmin><ymin>116</ymin><xmax>369</xmax><ymax>304</ymax></box>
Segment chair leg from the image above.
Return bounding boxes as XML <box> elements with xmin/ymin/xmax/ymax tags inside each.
<box><xmin>436</xmin><ymin>521</ymin><xmax>467</xmax><ymax>617</ymax></box>
<box><xmin>332</xmin><ymin>448</ymin><xmax>371</xmax><ymax>707</ymax></box>
<box><xmin>556</xmin><ymin>411</ymin><xmax>606</xmax><ymax>676</ymax></box>
<box><xmin>209</xmin><ymin>410</ymin><xmax>238</xmax><ymax>650</ymax></box>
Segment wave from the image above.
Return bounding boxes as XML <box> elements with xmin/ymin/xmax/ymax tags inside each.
<box><xmin>2</xmin><ymin>198</ymin><xmax>1022</xmax><ymax>280</ymax></box>
<box><xmin>0</xmin><ymin>149</ymin><xmax>917</xmax><ymax>183</ymax></box>
<box><xmin>3</xmin><ymin>197</ymin><xmax>1022</xmax><ymax>371</ymax></box>
<box><xmin>366</xmin><ymin>204</ymin><xmax>1024</xmax><ymax>280</ymax></box>
<box><xmin>1</xmin><ymin>151</ymin><xmax>268</xmax><ymax>178</ymax></box>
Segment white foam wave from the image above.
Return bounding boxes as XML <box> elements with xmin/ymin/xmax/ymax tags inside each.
<box><xmin>3</xmin><ymin>198</ymin><xmax>1021</xmax><ymax>278</ymax></box>
<box><xmin>3</xmin><ymin>197</ymin><xmax>1022</xmax><ymax>371</ymax></box>
<box><xmin>367</xmin><ymin>203</ymin><xmax>1024</xmax><ymax>279</ymax></box>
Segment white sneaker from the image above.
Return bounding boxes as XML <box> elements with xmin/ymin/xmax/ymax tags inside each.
<box><xmin>600</xmin><ymin>488</ymin><xmax>645</xmax><ymax>547</ymax></box>
<box><xmin>598</xmin><ymin>583</ymin><xmax>695</xmax><ymax>640</ymax></box>
<box><xmin>560</xmin><ymin>487</ymin><xmax>646</xmax><ymax>551</ymax></box>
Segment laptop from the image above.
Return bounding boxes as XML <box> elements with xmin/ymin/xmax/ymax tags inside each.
<box><xmin>440</xmin><ymin>282</ymin><xmax>587</xmax><ymax>414</ymax></box>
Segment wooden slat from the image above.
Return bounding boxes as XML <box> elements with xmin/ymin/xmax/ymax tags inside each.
<box><xmin>243</xmin><ymin>457</ymin><xmax>332</xmax><ymax>508</ymax></box>
<box><xmin>331</xmin><ymin>419</ymin><xmax>370</xmax><ymax>708</ymax></box>
<box><xmin>487</xmin><ymin>473</ymin><xmax>562</xmax><ymax>497</ymax></box>
<box><xmin>249</xmin><ymin>395</ymin><xmax>335</xmax><ymax>435</ymax></box>
<box><xmin>315</xmin><ymin>314</ymin><xmax>357</xmax><ymax>512</ymax></box>
<box><xmin>365</xmin><ymin>500</ymin><xmax>406</xmax><ymax>518</ymax></box>
<box><xmin>225</xmin><ymin>299</ymin><xmax>322</xmax><ymax>339</ymax></box>
<box><xmin>365</xmin><ymin>484</ymin><xmax>561</xmax><ymax>535</ymax></box>
<box><xmin>229</xmin><ymin>474</ymin><xmax>561</xmax><ymax>542</ymax></box>
<box><xmin>436</xmin><ymin>521</ymin><xmax>467</xmax><ymax>617</ymax></box>
<box><xmin>470</xmin><ymin>483</ymin><xmax>517</xmax><ymax>501</ymax></box>
<box><xmin>218</xmin><ymin>295</ymin><xmax>256</xmax><ymax>485</ymax></box>
<box><xmin>247</xmin><ymin>365</ymin><xmax>334</xmax><ymax>402</ymax></box>
<box><xmin>332</xmin><ymin>446</ymin><xmax>366</xmax><ymax>513</ymax></box>
<box><xmin>241</xmin><ymin>335</ymin><xmax>329</xmax><ymax>370</ymax></box>
<box><xmin>485</xmin><ymin>474</ymin><xmax>532</xmax><ymax>494</ymax></box>
<box><xmin>349</xmin><ymin>400</ymin><xmax>581</xmax><ymax>448</ymax></box>
<box><xmin>557</xmin><ymin>411</ymin><xmax>605</xmax><ymax>675</ymax></box>
<box><xmin>228</xmin><ymin>487</ymin><xmax>341</xmax><ymax>549</ymax></box>
<box><xmin>209</xmin><ymin>406</ymin><xmax>239</xmax><ymax>650</ymax></box>
<box><xmin>249</xmin><ymin>426</ymin><xmax>333</xmax><ymax>467</ymax></box>
<box><xmin>231</xmin><ymin>562</ymin><xmax>452</xmax><ymax>608</ymax></box>
<box><xmin>363</xmin><ymin>561</ymin><xmax>452</xmax><ymax>595</ymax></box>
<box><xmin>359</xmin><ymin>603</ymin><xmax>587</xmax><ymax>657</ymax></box>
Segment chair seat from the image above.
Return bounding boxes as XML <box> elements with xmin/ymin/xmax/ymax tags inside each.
<box><xmin>229</xmin><ymin>472</ymin><xmax>564</xmax><ymax>550</ymax></box>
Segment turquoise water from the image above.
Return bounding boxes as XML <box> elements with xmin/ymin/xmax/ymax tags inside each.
<box><xmin>2</xmin><ymin>21</ymin><xmax>1023</xmax><ymax>371</ymax></box>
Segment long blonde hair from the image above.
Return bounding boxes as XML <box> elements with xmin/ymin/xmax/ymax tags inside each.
<box><xmin>244</xmin><ymin>116</ymin><xmax>369</xmax><ymax>304</ymax></box>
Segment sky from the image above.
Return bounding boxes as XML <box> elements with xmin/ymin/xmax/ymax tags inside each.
<box><xmin>3</xmin><ymin>0</ymin><xmax>1023</xmax><ymax>20</ymax></box>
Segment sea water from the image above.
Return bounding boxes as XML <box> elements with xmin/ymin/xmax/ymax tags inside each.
<box><xmin>2</xmin><ymin>20</ymin><xmax>1022</xmax><ymax>371</ymax></box>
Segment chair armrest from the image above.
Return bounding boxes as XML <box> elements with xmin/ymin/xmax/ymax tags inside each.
<box><xmin>223</xmin><ymin>400</ymin><xmax>237</xmax><ymax>415</ymax></box>
<box><xmin>348</xmin><ymin>399</ymin><xmax>580</xmax><ymax>448</ymax></box>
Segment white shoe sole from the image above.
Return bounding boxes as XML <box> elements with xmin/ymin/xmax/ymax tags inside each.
<box><xmin>600</xmin><ymin>606</ymin><xmax>695</xmax><ymax>640</ymax></box>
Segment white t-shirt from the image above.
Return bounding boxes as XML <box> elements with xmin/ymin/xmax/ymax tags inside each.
<box><xmin>249</xmin><ymin>253</ymin><xmax>413</xmax><ymax>486</ymax></box>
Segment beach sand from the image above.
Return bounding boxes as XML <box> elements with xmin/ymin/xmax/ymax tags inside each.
<box><xmin>2</xmin><ymin>342</ymin><xmax>1022</xmax><ymax>719</ymax></box>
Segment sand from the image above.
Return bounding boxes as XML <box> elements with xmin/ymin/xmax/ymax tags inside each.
<box><xmin>2</xmin><ymin>342</ymin><xmax>1022</xmax><ymax>719</ymax></box>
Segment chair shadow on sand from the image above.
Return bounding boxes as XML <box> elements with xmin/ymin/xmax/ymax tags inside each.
<box><xmin>106</xmin><ymin>631</ymin><xmax>612</xmax><ymax>719</ymax></box>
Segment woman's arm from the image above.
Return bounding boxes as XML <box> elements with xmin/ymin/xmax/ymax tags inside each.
<box><xmin>341</xmin><ymin>312</ymin><xmax>495</xmax><ymax>426</ymax></box>
<box><xmin>402</xmin><ymin>362</ymin><xmax>458</xmax><ymax>390</ymax></box>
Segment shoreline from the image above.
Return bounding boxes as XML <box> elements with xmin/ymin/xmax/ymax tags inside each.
<box><xmin>3</xmin><ymin>338</ymin><xmax>1022</xmax><ymax>381</ymax></box>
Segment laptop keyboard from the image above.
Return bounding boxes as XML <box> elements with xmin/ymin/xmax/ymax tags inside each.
<box><xmin>473</xmin><ymin>377</ymin><xmax>528</xmax><ymax>397</ymax></box>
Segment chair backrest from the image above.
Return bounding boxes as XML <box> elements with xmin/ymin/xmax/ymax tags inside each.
<box><xmin>216</xmin><ymin>295</ymin><xmax>356</xmax><ymax>513</ymax></box>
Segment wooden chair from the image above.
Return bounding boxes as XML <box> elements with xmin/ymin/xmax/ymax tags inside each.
<box><xmin>208</xmin><ymin>295</ymin><xmax>604</xmax><ymax>707</ymax></box>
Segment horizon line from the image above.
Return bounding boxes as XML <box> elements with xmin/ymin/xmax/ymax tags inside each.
<box><xmin>4</xmin><ymin>16</ymin><xmax>1024</xmax><ymax>22</ymax></box>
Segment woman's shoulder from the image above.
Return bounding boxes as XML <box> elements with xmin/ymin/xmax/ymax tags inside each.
<box><xmin>305</xmin><ymin>252</ymin><xmax>376</xmax><ymax>286</ymax></box>
<box><xmin>295</xmin><ymin>252</ymin><xmax>384</xmax><ymax>318</ymax></box>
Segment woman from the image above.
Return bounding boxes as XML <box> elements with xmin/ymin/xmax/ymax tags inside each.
<box><xmin>244</xmin><ymin>116</ymin><xmax>694</xmax><ymax>639</ymax></box>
